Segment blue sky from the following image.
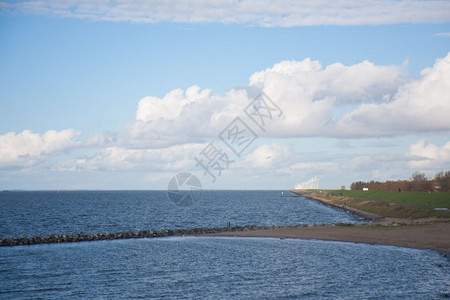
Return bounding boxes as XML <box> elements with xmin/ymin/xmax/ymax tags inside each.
<box><xmin>1</xmin><ymin>1</ymin><xmax>450</xmax><ymax>190</ymax></box>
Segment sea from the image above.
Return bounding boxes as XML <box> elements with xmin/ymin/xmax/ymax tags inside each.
<box><xmin>0</xmin><ymin>190</ymin><xmax>449</xmax><ymax>299</ymax></box>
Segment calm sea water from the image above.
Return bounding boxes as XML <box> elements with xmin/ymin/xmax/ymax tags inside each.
<box><xmin>1</xmin><ymin>191</ymin><xmax>448</xmax><ymax>299</ymax></box>
<box><xmin>0</xmin><ymin>190</ymin><xmax>361</xmax><ymax>238</ymax></box>
<box><xmin>0</xmin><ymin>237</ymin><xmax>448</xmax><ymax>299</ymax></box>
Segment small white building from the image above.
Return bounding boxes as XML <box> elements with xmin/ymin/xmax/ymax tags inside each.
<box><xmin>363</xmin><ymin>187</ymin><xmax>369</xmax><ymax>191</ymax></box>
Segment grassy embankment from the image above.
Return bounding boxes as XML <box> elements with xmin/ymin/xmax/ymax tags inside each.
<box><xmin>297</xmin><ymin>190</ymin><xmax>450</xmax><ymax>219</ymax></box>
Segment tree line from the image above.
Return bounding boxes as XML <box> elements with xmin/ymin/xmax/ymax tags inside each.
<box><xmin>350</xmin><ymin>171</ymin><xmax>450</xmax><ymax>192</ymax></box>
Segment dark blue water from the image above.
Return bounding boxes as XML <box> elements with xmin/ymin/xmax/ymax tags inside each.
<box><xmin>0</xmin><ymin>190</ymin><xmax>361</xmax><ymax>238</ymax></box>
<box><xmin>1</xmin><ymin>191</ymin><xmax>449</xmax><ymax>299</ymax></box>
<box><xmin>0</xmin><ymin>237</ymin><xmax>448</xmax><ymax>299</ymax></box>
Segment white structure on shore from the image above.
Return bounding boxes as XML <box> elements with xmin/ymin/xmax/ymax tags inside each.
<box><xmin>295</xmin><ymin>177</ymin><xmax>319</xmax><ymax>190</ymax></box>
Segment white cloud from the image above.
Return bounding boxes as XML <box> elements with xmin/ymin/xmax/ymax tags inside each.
<box><xmin>250</xmin><ymin>58</ymin><xmax>408</xmax><ymax>137</ymax></box>
<box><xmin>127</xmin><ymin>56</ymin><xmax>412</xmax><ymax>146</ymax></box>
<box><xmin>0</xmin><ymin>129</ymin><xmax>81</xmax><ymax>168</ymax></box>
<box><xmin>57</xmin><ymin>143</ymin><xmax>206</xmax><ymax>172</ymax></box>
<box><xmin>335</xmin><ymin>53</ymin><xmax>450</xmax><ymax>136</ymax></box>
<box><xmin>406</xmin><ymin>139</ymin><xmax>450</xmax><ymax>169</ymax></box>
<box><xmin>127</xmin><ymin>85</ymin><xmax>249</xmax><ymax>147</ymax></box>
<box><xmin>434</xmin><ymin>32</ymin><xmax>450</xmax><ymax>37</ymax></box>
<box><xmin>250</xmin><ymin>59</ymin><xmax>405</xmax><ymax>104</ymax></box>
<box><xmin>86</xmin><ymin>131</ymin><xmax>117</xmax><ymax>147</ymax></box>
<box><xmin>242</xmin><ymin>143</ymin><xmax>292</xmax><ymax>169</ymax></box>
<box><xmin>2</xmin><ymin>0</ymin><xmax>450</xmax><ymax>26</ymax></box>
<box><xmin>3</xmin><ymin>54</ymin><xmax>448</xmax><ymax>174</ymax></box>
<box><xmin>278</xmin><ymin>162</ymin><xmax>337</xmax><ymax>173</ymax></box>
<box><xmin>2</xmin><ymin>54</ymin><xmax>450</xmax><ymax>182</ymax></box>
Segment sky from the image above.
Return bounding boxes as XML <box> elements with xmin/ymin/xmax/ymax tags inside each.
<box><xmin>0</xmin><ymin>0</ymin><xmax>450</xmax><ymax>190</ymax></box>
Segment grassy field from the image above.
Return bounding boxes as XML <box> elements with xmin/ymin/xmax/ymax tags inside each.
<box><xmin>293</xmin><ymin>189</ymin><xmax>450</xmax><ymax>219</ymax></box>
<box><xmin>326</xmin><ymin>190</ymin><xmax>450</xmax><ymax>208</ymax></box>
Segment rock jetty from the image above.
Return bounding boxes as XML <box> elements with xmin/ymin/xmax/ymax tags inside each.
<box><xmin>0</xmin><ymin>224</ymin><xmax>286</xmax><ymax>247</ymax></box>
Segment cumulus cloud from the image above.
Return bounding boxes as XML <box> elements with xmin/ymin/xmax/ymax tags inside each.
<box><xmin>249</xmin><ymin>59</ymin><xmax>405</xmax><ymax>104</ymax></box>
<box><xmin>0</xmin><ymin>129</ymin><xmax>81</xmax><ymax>168</ymax></box>
<box><xmin>127</xmin><ymin>85</ymin><xmax>249</xmax><ymax>147</ymax></box>
<box><xmin>126</xmin><ymin>53</ymin><xmax>450</xmax><ymax>145</ymax></box>
<box><xmin>2</xmin><ymin>0</ymin><xmax>449</xmax><ymax>26</ymax></box>
<box><xmin>406</xmin><ymin>139</ymin><xmax>450</xmax><ymax>169</ymax></box>
<box><xmin>335</xmin><ymin>53</ymin><xmax>450</xmax><ymax>136</ymax></box>
<box><xmin>250</xmin><ymin>57</ymin><xmax>407</xmax><ymax>137</ymax></box>
<box><xmin>2</xmin><ymin>54</ymin><xmax>449</xmax><ymax>176</ymax></box>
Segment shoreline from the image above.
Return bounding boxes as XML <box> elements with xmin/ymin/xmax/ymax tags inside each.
<box><xmin>203</xmin><ymin>222</ymin><xmax>450</xmax><ymax>254</ymax></box>
<box><xmin>289</xmin><ymin>189</ymin><xmax>384</xmax><ymax>221</ymax></box>
<box><xmin>2</xmin><ymin>222</ymin><xmax>449</xmax><ymax>254</ymax></box>
<box><xmin>3</xmin><ymin>190</ymin><xmax>448</xmax><ymax>253</ymax></box>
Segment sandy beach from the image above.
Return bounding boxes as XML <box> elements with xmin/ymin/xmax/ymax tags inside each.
<box><xmin>204</xmin><ymin>222</ymin><xmax>450</xmax><ymax>253</ymax></box>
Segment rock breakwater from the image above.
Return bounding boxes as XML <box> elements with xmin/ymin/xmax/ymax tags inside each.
<box><xmin>0</xmin><ymin>224</ymin><xmax>278</xmax><ymax>247</ymax></box>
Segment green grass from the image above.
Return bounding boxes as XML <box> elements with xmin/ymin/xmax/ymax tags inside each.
<box><xmin>326</xmin><ymin>190</ymin><xmax>450</xmax><ymax>208</ymax></box>
<box><xmin>294</xmin><ymin>189</ymin><xmax>450</xmax><ymax>219</ymax></box>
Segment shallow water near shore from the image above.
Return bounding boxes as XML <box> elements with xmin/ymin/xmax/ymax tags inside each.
<box><xmin>1</xmin><ymin>237</ymin><xmax>449</xmax><ymax>299</ymax></box>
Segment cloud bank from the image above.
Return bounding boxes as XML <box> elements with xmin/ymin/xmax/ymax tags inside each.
<box><xmin>407</xmin><ymin>139</ymin><xmax>450</xmax><ymax>169</ymax></box>
<box><xmin>1</xmin><ymin>53</ymin><xmax>450</xmax><ymax>174</ymax></box>
<box><xmin>55</xmin><ymin>143</ymin><xmax>205</xmax><ymax>172</ymax></box>
<box><xmin>335</xmin><ymin>55</ymin><xmax>450</xmax><ymax>136</ymax></box>
<box><xmin>130</xmin><ymin>53</ymin><xmax>450</xmax><ymax>144</ymax></box>
<box><xmin>0</xmin><ymin>129</ymin><xmax>81</xmax><ymax>169</ymax></box>
<box><xmin>2</xmin><ymin>0</ymin><xmax>450</xmax><ymax>26</ymax></box>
